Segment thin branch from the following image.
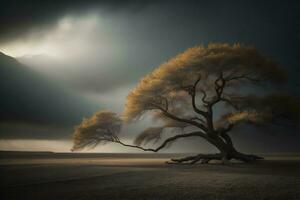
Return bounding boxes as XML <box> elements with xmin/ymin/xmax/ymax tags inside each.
<box><xmin>191</xmin><ymin>93</ymin><xmax>208</xmax><ymax>117</ymax></box>
<box><xmin>203</xmin><ymin>72</ymin><xmax>226</xmax><ymax>133</ymax></box>
<box><xmin>189</xmin><ymin>117</ymin><xmax>206</xmax><ymax>124</ymax></box>
<box><xmin>177</xmin><ymin>75</ymin><xmax>208</xmax><ymax>117</ymax></box>
<box><xmin>209</xmin><ymin>71</ymin><xmax>226</xmax><ymax>107</ymax></box>
<box><xmin>193</xmin><ymin>75</ymin><xmax>202</xmax><ymax>88</ymax></box>
<box><xmin>225</xmin><ymin>74</ymin><xmax>261</xmax><ymax>82</ymax></box>
<box><xmin>199</xmin><ymin>89</ymin><xmax>209</xmax><ymax>104</ymax></box>
<box><xmin>209</xmin><ymin>72</ymin><xmax>261</xmax><ymax>108</ymax></box>
<box><xmin>113</xmin><ymin>131</ymin><xmax>207</xmax><ymax>152</ymax></box>
<box><xmin>190</xmin><ymin>75</ymin><xmax>209</xmax><ymax>117</ymax></box>
<box><xmin>152</xmin><ymin>103</ymin><xmax>208</xmax><ymax>132</ymax></box>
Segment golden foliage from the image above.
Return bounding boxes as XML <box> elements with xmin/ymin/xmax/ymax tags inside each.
<box><xmin>222</xmin><ymin>94</ymin><xmax>300</xmax><ymax>125</ymax></box>
<box><xmin>226</xmin><ymin>111</ymin><xmax>270</xmax><ymax>124</ymax></box>
<box><xmin>72</xmin><ymin>110</ymin><xmax>122</xmax><ymax>151</ymax></box>
<box><xmin>123</xmin><ymin>43</ymin><xmax>286</xmax><ymax>122</ymax></box>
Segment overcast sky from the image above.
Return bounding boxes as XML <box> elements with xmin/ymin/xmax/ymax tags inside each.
<box><xmin>0</xmin><ymin>0</ymin><xmax>299</xmax><ymax>152</ymax></box>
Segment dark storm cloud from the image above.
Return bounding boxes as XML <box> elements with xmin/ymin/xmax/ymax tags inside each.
<box><xmin>2</xmin><ymin>0</ymin><xmax>300</xmax><ymax>94</ymax></box>
<box><xmin>0</xmin><ymin>0</ymin><xmax>158</xmax><ymax>44</ymax></box>
<box><xmin>66</xmin><ymin>0</ymin><xmax>300</xmax><ymax>94</ymax></box>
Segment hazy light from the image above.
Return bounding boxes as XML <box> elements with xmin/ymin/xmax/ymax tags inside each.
<box><xmin>0</xmin><ymin>13</ymin><xmax>107</xmax><ymax>59</ymax></box>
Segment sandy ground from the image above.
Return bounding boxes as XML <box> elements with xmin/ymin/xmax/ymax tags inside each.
<box><xmin>0</xmin><ymin>153</ymin><xmax>300</xmax><ymax>200</ymax></box>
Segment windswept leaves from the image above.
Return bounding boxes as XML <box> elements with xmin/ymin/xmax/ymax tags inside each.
<box><xmin>224</xmin><ymin>111</ymin><xmax>271</xmax><ymax>125</ymax></box>
<box><xmin>123</xmin><ymin>43</ymin><xmax>286</xmax><ymax>122</ymax></box>
<box><xmin>72</xmin><ymin>110</ymin><xmax>122</xmax><ymax>151</ymax></box>
<box><xmin>220</xmin><ymin>94</ymin><xmax>300</xmax><ymax>126</ymax></box>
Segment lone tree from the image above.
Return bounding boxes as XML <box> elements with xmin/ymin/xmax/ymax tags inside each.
<box><xmin>72</xmin><ymin>43</ymin><xmax>299</xmax><ymax>164</ymax></box>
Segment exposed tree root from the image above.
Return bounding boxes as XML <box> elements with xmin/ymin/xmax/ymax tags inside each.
<box><xmin>166</xmin><ymin>152</ymin><xmax>263</xmax><ymax>165</ymax></box>
<box><xmin>166</xmin><ymin>153</ymin><xmax>223</xmax><ymax>165</ymax></box>
<box><xmin>233</xmin><ymin>152</ymin><xmax>264</xmax><ymax>163</ymax></box>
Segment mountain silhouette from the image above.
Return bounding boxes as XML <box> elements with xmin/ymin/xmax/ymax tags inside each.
<box><xmin>0</xmin><ymin>52</ymin><xmax>101</xmax><ymax>138</ymax></box>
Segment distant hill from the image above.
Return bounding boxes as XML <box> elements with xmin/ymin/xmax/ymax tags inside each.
<box><xmin>0</xmin><ymin>52</ymin><xmax>101</xmax><ymax>139</ymax></box>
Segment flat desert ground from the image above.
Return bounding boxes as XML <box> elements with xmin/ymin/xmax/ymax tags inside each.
<box><xmin>0</xmin><ymin>152</ymin><xmax>300</xmax><ymax>200</ymax></box>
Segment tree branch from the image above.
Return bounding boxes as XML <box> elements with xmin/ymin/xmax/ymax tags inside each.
<box><xmin>189</xmin><ymin>75</ymin><xmax>209</xmax><ymax>117</ymax></box>
<box><xmin>113</xmin><ymin>131</ymin><xmax>207</xmax><ymax>152</ymax></box>
<box><xmin>225</xmin><ymin>74</ymin><xmax>261</xmax><ymax>82</ymax></box>
<box><xmin>199</xmin><ymin>89</ymin><xmax>209</xmax><ymax>104</ymax></box>
<box><xmin>189</xmin><ymin>117</ymin><xmax>206</xmax><ymax>124</ymax></box>
<box><xmin>203</xmin><ymin>71</ymin><xmax>226</xmax><ymax>109</ymax></box>
<box><xmin>152</xmin><ymin>104</ymin><xmax>208</xmax><ymax>132</ymax></box>
<box><xmin>204</xmin><ymin>72</ymin><xmax>226</xmax><ymax>132</ymax></box>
